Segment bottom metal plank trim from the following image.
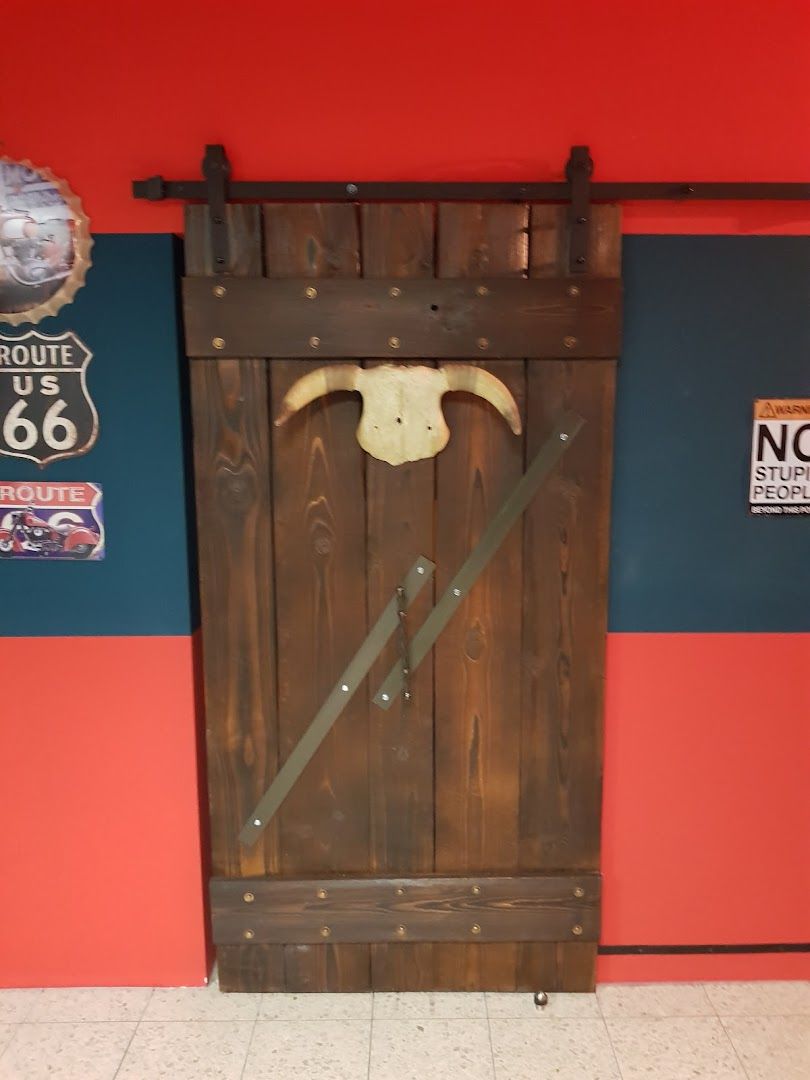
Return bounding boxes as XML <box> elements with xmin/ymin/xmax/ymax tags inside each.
<box><xmin>599</xmin><ymin>943</ymin><xmax>810</xmax><ymax>956</ymax></box>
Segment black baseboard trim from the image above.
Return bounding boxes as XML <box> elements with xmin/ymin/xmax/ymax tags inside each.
<box><xmin>599</xmin><ymin>943</ymin><xmax>810</xmax><ymax>956</ymax></box>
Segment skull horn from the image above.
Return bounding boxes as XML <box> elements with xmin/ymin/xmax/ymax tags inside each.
<box><xmin>441</xmin><ymin>364</ymin><xmax>522</xmax><ymax>435</ymax></box>
<box><xmin>275</xmin><ymin>364</ymin><xmax>361</xmax><ymax>426</ymax></box>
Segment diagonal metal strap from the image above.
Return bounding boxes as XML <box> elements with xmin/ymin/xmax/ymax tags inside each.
<box><xmin>240</xmin><ymin>556</ymin><xmax>435</xmax><ymax>847</ymax></box>
<box><xmin>372</xmin><ymin>411</ymin><xmax>584</xmax><ymax>710</ymax></box>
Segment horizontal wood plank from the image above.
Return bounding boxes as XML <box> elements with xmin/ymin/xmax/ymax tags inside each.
<box><xmin>183</xmin><ymin>277</ymin><xmax>621</xmax><ymax>359</ymax></box>
<box><xmin>211</xmin><ymin>874</ymin><xmax>599</xmax><ymax>945</ymax></box>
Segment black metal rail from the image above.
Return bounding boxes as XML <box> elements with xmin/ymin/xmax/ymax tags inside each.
<box><xmin>133</xmin><ymin>144</ymin><xmax>810</xmax><ymax>274</ymax></box>
<box><xmin>133</xmin><ymin>145</ymin><xmax>810</xmax><ymax>205</ymax></box>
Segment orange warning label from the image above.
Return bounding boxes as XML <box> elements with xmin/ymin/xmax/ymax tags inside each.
<box><xmin>754</xmin><ymin>398</ymin><xmax>810</xmax><ymax>420</ymax></box>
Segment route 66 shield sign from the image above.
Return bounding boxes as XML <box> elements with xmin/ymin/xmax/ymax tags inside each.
<box><xmin>0</xmin><ymin>330</ymin><xmax>98</xmax><ymax>466</ymax></box>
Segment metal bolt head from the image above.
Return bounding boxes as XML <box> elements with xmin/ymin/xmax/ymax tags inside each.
<box><xmin>395</xmin><ymin>925</ymin><xmax>407</xmax><ymax>937</ymax></box>
<box><xmin>395</xmin><ymin>886</ymin><xmax>405</xmax><ymax>896</ymax></box>
<box><xmin>388</xmin><ymin>336</ymin><xmax>401</xmax><ymax>350</ymax></box>
<box><xmin>346</xmin><ymin>183</ymin><xmax>358</xmax><ymax>196</ymax></box>
<box><xmin>243</xmin><ymin>929</ymin><xmax>255</xmax><ymax>940</ymax></box>
<box><xmin>559</xmin><ymin>432</ymin><xmax>569</xmax><ymax>442</ymax></box>
<box><xmin>471</xmin><ymin>923</ymin><xmax>482</xmax><ymax>935</ymax></box>
<box><xmin>212</xmin><ymin>337</ymin><xmax>226</xmax><ymax>350</ymax></box>
<box><xmin>471</xmin><ymin>885</ymin><xmax>481</xmax><ymax>896</ymax></box>
<box><xmin>572</xmin><ymin>924</ymin><xmax>583</xmax><ymax>936</ymax></box>
<box><xmin>567</xmin><ymin>285</ymin><xmax>580</xmax><ymax>298</ymax></box>
<box><xmin>243</xmin><ymin>891</ymin><xmax>255</xmax><ymax>904</ymax></box>
<box><xmin>573</xmin><ymin>886</ymin><xmax>585</xmax><ymax>899</ymax></box>
<box><xmin>476</xmin><ymin>284</ymin><xmax>489</xmax><ymax>297</ymax></box>
<box><xmin>417</xmin><ymin>565</ymin><xmax>425</xmax><ymax>575</ymax></box>
<box><xmin>341</xmin><ymin>683</ymin><xmax>349</xmax><ymax>693</ymax></box>
<box><xmin>381</xmin><ymin>693</ymin><xmax>390</xmax><ymax>702</ymax></box>
<box><xmin>389</xmin><ymin>286</ymin><xmax>401</xmax><ymax>298</ymax></box>
<box><xmin>213</xmin><ymin>284</ymin><xmax>227</xmax><ymax>299</ymax></box>
<box><xmin>309</xmin><ymin>336</ymin><xmax>320</xmax><ymax>349</ymax></box>
<box><xmin>563</xmin><ymin>335</ymin><xmax>577</xmax><ymax>349</ymax></box>
<box><xmin>253</xmin><ymin>818</ymin><xmax>262</xmax><ymax>827</ymax></box>
<box><xmin>305</xmin><ymin>286</ymin><xmax>318</xmax><ymax>299</ymax></box>
<box><xmin>320</xmin><ymin>925</ymin><xmax>331</xmax><ymax>938</ymax></box>
<box><xmin>317</xmin><ymin>888</ymin><xmax>328</xmax><ymax>900</ymax></box>
<box><xmin>452</xmin><ymin>587</ymin><xmax>461</xmax><ymax>597</ymax></box>
<box><xmin>477</xmin><ymin>337</ymin><xmax>489</xmax><ymax>350</ymax></box>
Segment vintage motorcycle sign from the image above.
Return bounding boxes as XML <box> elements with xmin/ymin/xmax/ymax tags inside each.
<box><xmin>0</xmin><ymin>157</ymin><xmax>92</xmax><ymax>325</ymax></box>
<box><xmin>0</xmin><ymin>481</ymin><xmax>104</xmax><ymax>560</ymax></box>
<box><xmin>0</xmin><ymin>330</ymin><xmax>98</xmax><ymax>466</ymax></box>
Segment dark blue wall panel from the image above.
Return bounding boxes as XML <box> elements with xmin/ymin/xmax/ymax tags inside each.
<box><xmin>2</xmin><ymin>233</ymin><xmax>807</xmax><ymax>638</ymax></box>
<box><xmin>0</xmin><ymin>235</ymin><xmax>197</xmax><ymax>637</ymax></box>
<box><xmin>610</xmin><ymin>236</ymin><xmax>810</xmax><ymax>632</ymax></box>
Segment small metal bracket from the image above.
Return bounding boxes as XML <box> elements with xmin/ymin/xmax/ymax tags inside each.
<box><xmin>142</xmin><ymin>175</ymin><xmax>166</xmax><ymax>201</ymax></box>
<box><xmin>566</xmin><ymin>145</ymin><xmax>593</xmax><ymax>275</ymax></box>
<box><xmin>202</xmin><ymin>144</ymin><xmax>231</xmax><ymax>273</ymax></box>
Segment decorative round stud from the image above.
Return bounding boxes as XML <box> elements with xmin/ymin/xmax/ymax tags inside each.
<box><xmin>305</xmin><ymin>286</ymin><xmax>318</xmax><ymax>299</ymax></box>
<box><xmin>476</xmin><ymin>285</ymin><xmax>489</xmax><ymax>297</ymax></box>
<box><xmin>212</xmin><ymin>337</ymin><xmax>226</xmax><ymax>350</ymax></box>
<box><xmin>567</xmin><ymin>285</ymin><xmax>580</xmax><ymax>298</ymax></box>
<box><xmin>573</xmin><ymin>886</ymin><xmax>585</xmax><ymax>899</ymax></box>
<box><xmin>317</xmin><ymin>888</ymin><xmax>328</xmax><ymax>900</ymax></box>
<box><xmin>563</xmin><ymin>335</ymin><xmax>577</xmax><ymax>349</ymax></box>
<box><xmin>243</xmin><ymin>891</ymin><xmax>255</xmax><ymax>904</ymax></box>
<box><xmin>395</xmin><ymin>925</ymin><xmax>407</xmax><ymax>937</ymax></box>
<box><xmin>572</xmin><ymin>924</ymin><xmax>583</xmax><ymax>936</ymax></box>
<box><xmin>320</xmin><ymin>926</ymin><xmax>331</xmax><ymax>938</ymax></box>
<box><xmin>309</xmin><ymin>336</ymin><xmax>321</xmax><ymax>349</ymax></box>
<box><xmin>471</xmin><ymin>885</ymin><xmax>481</xmax><ymax>896</ymax></box>
<box><xmin>389</xmin><ymin>286</ymin><xmax>401</xmax><ymax>298</ymax></box>
<box><xmin>243</xmin><ymin>929</ymin><xmax>255</xmax><ymax>940</ymax></box>
<box><xmin>213</xmin><ymin>285</ymin><xmax>227</xmax><ymax>299</ymax></box>
<box><xmin>471</xmin><ymin>924</ymin><xmax>482</xmax><ymax>935</ymax></box>
<box><xmin>388</xmin><ymin>336</ymin><xmax>401</xmax><ymax>349</ymax></box>
<box><xmin>477</xmin><ymin>337</ymin><xmax>489</xmax><ymax>350</ymax></box>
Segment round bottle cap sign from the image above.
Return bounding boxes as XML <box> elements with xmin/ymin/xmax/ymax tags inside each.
<box><xmin>0</xmin><ymin>158</ymin><xmax>92</xmax><ymax>325</ymax></box>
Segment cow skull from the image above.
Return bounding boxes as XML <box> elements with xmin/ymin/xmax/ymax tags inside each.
<box><xmin>275</xmin><ymin>364</ymin><xmax>522</xmax><ymax>466</ymax></box>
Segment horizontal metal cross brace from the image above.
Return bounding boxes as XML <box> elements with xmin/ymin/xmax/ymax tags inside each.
<box><xmin>183</xmin><ymin>277</ymin><xmax>621</xmax><ymax>360</ymax></box>
<box><xmin>135</xmin><ymin>178</ymin><xmax>810</xmax><ymax>202</ymax></box>
<box><xmin>210</xmin><ymin>873</ymin><xmax>601</xmax><ymax>945</ymax></box>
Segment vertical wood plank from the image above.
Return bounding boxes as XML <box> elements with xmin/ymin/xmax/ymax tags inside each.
<box><xmin>361</xmin><ymin>204</ymin><xmax>435</xmax><ymax>874</ymax></box>
<box><xmin>518</xmin><ymin>203</ymin><xmax>621</xmax><ymax>990</ymax></box>
<box><xmin>432</xmin><ymin>204</ymin><xmax>528</xmax><ymax>990</ymax></box>
<box><xmin>361</xmin><ymin>204</ymin><xmax>438</xmax><ymax>992</ymax></box>
<box><xmin>185</xmin><ymin>205</ymin><xmax>284</xmax><ymax>991</ymax></box>
<box><xmin>265</xmin><ymin>203</ymin><xmax>370</xmax><ymax>992</ymax></box>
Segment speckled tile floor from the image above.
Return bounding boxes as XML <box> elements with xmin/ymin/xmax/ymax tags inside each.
<box><xmin>0</xmin><ymin>979</ymin><xmax>807</xmax><ymax>1079</ymax></box>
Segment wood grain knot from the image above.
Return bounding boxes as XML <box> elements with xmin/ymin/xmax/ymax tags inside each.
<box><xmin>221</xmin><ymin>471</ymin><xmax>253</xmax><ymax>510</ymax></box>
<box><xmin>313</xmin><ymin>534</ymin><xmax>332</xmax><ymax>556</ymax></box>
<box><xmin>464</xmin><ymin>622</ymin><xmax>486</xmax><ymax>661</ymax></box>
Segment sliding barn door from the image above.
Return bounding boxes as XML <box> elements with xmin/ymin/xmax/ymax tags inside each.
<box><xmin>184</xmin><ymin>200</ymin><xmax>620</xmax><ymax>992</ymax></box>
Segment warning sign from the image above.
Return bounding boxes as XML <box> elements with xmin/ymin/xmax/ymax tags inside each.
<box><xmin>749</xmin><ymin>399</ymin><xmax>810</xmax><ymax>515</ymax></box>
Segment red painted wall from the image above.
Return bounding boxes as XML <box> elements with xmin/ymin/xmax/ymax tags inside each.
<box><xmin>2</xmin><ymin>1</ymin><xmax>808</xmax><ymax>986</ymax></box>
<box><xmin>0</xmin><ymin>637</ymin><xmax>208</xmax><ymax>987</ymax></box>
<box><xmin>5</xmin><ymin>0</ymin><xmax>810</xmax><ymax>236</ymax></box>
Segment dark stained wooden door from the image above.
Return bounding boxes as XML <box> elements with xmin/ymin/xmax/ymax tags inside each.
<box><xmin>185</xmin><ymin>199</ymin><xmax>620</xmax><ymax>993</ymax></box>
